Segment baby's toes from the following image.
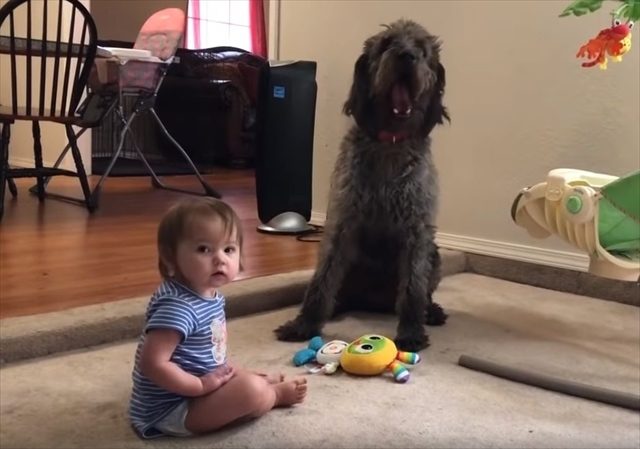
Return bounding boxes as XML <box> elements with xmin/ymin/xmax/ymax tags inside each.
<box><xmin>296</xmin><ymin>382</ymin><xmax>308</xmax><ymax>394</ymax></box>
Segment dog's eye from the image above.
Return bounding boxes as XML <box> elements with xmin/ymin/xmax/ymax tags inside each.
<box><xmin>415</xmin><ymin>40</ymin><xmax>428</xmax><ymax>58</ymax></box>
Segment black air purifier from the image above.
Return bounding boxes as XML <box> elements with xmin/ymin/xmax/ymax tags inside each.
<box><xmin>254</xmin><ymin>60</ymin><xmax>318</xmax><ymax>235</ymax></box>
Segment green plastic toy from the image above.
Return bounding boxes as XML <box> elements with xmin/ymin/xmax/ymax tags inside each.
<box><xmin>511</xmin><ymin>168</ymin><xmax>640</xmax><ymax>282</ymax></box>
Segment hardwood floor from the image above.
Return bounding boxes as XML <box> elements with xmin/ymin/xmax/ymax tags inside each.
<box><xmin>0</xmin><ymin>168</ymin><xmax>320</xmax><ymax>319</ymax></box>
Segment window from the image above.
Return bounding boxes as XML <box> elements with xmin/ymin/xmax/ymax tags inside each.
<box><xmin>186</xmin><ymin>0</ymin><xmax>252</xmax><ymax>51</ymax></box>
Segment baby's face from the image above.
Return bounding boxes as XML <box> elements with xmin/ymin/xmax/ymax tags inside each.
<box><xmin>174</xmin><ymin>216</ymin><xmax>240</xmax><ymax>298</ymax></box>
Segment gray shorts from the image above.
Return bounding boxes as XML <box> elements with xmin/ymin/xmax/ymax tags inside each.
<box><xmin>155</xmin><ymin>400</ymin><xmax>193</xmax><ymax>437</ymax></box>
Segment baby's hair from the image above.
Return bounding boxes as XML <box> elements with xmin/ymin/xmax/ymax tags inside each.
<box><xmin>157</xmin><ymin>197</ymin><xmax>244</xmax><ymax>279</ymax></box>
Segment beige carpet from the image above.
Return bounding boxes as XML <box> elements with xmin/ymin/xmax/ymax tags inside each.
<box><xmin>1</xmin><ymin>273</ymin><xmax>639</xmax><ymax>449</ymax></box>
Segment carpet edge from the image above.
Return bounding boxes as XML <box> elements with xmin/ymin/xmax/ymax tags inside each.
<box><xmin>0</xmin><ymin>251</ymin><xmax>468</xmax><ymax>365</ymax></box>
<box><xmin>4</xmin><ymin>247</ymin><xmax>634</xmax><ymax>366</ymax></box>
<box><xmin>465</xmin><ymin>253</ymin><xmax>640</xmax><ymax>307</ymax></box>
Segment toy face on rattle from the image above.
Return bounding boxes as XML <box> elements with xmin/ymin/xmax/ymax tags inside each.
<box><xmin>292</xmin><ymin>336</ymin><xmax>349</xmax><ymax>375</ymax></box>
<box><xmin>316</xmin><ymin>340</ymin><xmax>349</xmax><ymax>365</ymax></box>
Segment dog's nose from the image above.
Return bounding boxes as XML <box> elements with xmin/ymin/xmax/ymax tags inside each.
<box><xmin>398</xmin><ymin>51</ymin><xmax>416</xmax><ymax>63</ymax></box>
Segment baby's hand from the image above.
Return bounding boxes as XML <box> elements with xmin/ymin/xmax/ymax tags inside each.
<box><xmin>200</xmin><ymin>364</ymin><xmax>235</xmax><ymax>394</ymax></box>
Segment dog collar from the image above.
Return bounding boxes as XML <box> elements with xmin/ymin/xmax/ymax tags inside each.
<box><xmin>377</xmin><ymin>131</ymin><xmax>408</xmax><ymax>144</ymax></box>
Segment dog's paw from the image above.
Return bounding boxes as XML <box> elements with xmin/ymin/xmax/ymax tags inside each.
<box><xmin>274</xmin><ymin>318</ymin><xmax>321</xmax><ymax>342</ymax></box>
<box><xmin>425</xmin><ymin>301</ymin><xmax>448</xmax><ymax>326</ymax></box>
<box><xmin>394</xmin><ymin>331</ymin><xmax>430</xmax><ymax>352</ymax></box>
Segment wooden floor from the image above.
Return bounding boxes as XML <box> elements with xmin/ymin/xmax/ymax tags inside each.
<box><xmin>0</xmin><ymin>168</ymin><xmax>320</xmax><ymax>319</ymax></box>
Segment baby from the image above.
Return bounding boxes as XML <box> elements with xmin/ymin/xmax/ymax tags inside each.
<box><xmin>128</xmin><ymin>197</ymin><xmax>307</xmax><ymax>439</ymax></box>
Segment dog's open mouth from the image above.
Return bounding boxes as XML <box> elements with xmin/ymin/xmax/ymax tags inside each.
<box><xmin>391</xmin><ymin>84</ymin><xmax>412</xmax><ymax>118</ymax></box>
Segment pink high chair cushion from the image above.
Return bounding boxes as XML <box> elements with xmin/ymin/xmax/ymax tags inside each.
<box><xmin>88</xmin><ymin>8</ymin><xmax>186</xmax><ymax>93</ymax></box>
<box><xmin>134</xmin><ymin>7</ymin><xmax>186</xmax><ymax>61</ymax></box>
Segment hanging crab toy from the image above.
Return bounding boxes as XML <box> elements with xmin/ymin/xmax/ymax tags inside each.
<box><xmin>576</xmin><ymin>18</ymin><xmax>634</xmax><ymax>69</ymax></box>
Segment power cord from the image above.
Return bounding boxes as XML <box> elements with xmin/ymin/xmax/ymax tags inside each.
<box><xmin>295</xmin><ymin>224</ymin><xmax>324</xmax><ymax>243</ymax></box>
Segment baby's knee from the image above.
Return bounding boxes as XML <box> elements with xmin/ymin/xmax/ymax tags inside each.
<box><xmin>235</xmin><ymin>373</ymin><xmax>276</xmax><ymax>415</ymax></box>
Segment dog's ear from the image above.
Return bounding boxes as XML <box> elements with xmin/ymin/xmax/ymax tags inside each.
<box><xmin>343</xmin><ymin>53</ymin><xmax>374</xmax><ymax>131</ymax></box>
<box><xmin>421</xmin><ymin>62</ymin><xmax>450</xmax><ymax>137</ymax></box>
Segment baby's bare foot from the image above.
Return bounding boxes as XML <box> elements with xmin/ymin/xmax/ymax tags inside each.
<box><xmin>273</xmin><ymin>378</ymin><xmax>308</xmax><ymax>407</ymax></box>
<box><xmin>264</xmin><ymin>372</ymin><xmax>286</xmax><ymax>385</ymax></box>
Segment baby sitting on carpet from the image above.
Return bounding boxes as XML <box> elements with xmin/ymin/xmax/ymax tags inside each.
<box><xmin>128</xmin><ymin>197</ymin><xmax>308</xmax><ymax>439</ymax></box>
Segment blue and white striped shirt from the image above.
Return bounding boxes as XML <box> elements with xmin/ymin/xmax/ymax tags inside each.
<box><xmin>128</xmin><ymin>279</ymin><xmax>227</xmax><ymax>438</ymax></box>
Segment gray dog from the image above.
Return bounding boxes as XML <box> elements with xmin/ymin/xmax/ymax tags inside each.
<box><xmin>274</xmin><ymin>19</ymin><xmax>450</xmax><ymax>352</ymax></box>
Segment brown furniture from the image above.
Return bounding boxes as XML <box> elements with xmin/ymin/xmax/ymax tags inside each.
<box><xmin>0</xmin><ymin>0</ymin><xmax>100</xmax><ymax>220</ymax></box>
<box><xmin>162</xmin><ymin>46</ymin><xmax>266</xmax><ymax>168</ymax></box>
<box><xmin>92</xmin><ymin>40</ymin><xmax>267</xmax><ymax>171</ymax></box>
<box><xmin>0</xmin><ymin>5</ymin><xmax>223</xmax><ymax>217</ymax></box>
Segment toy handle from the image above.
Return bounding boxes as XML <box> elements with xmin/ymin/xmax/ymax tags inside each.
<box><xmin>388</xmin><ymin>360</ymin><xmax>410</xmax><ymax>383</ymax></box>
<box><xmin>293</xmin><ymin>348</ymin><xmax>317</xmax><ymax>366</ymax></box>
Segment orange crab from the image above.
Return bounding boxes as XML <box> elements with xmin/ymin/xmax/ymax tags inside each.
<box><xmin>576</xmin><ymin>19</ymin><xmax>634</xmax><ymax>69</ymax></box>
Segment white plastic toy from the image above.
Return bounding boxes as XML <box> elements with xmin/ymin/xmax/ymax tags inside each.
<box><xmin>292</xmin><ymin>337</ymin><xmax>348</xmax><ymax>375</ymax></box>
<box><xmin>511</xmin><ymin>168</ymin><xmax>640</xmax><ymax>282</ymax></box>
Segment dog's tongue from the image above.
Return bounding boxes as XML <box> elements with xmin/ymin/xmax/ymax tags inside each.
<box><xmin>392</xmin><ymin>84</ymin><xmax>412</xmax><ymax>115</ymax></box>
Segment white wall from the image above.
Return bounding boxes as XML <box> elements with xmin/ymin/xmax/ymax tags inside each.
<box><xmin>274</xmin><ymin>0</ymin><xmax>640</xmax><ymax>271</ymax></box>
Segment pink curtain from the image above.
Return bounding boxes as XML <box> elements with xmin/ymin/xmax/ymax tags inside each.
<box><xmin>185</xmin><ymin>0</ymin><xmax>201</xmax><ymax>49</ymax></box>
<box><xmin>186</xmin><ymin>0</ymin><xmax>266</xmax><ymax>55</ymax></box>
<box><xmin>249</xmin><ymin>0</ymin><xmax>267</xmax><ymax>57</ymax></box>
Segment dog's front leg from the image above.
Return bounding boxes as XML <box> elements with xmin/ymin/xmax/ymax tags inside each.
<box><xmin>425</xmin><ymin>246</ymin><xmax>448</xmax><ymax>326</ymax></box>
<box><xmin>273</xmin><ymin>231</ymin><xmax>349</xmax><ymax>342</ymax></box>
<box><xmin>394</xmin><ymin>234</ymin><xmax>433</xmax><ymax>352</ymax></box>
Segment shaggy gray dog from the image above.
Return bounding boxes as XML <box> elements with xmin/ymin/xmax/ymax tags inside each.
<box><xmin>274</xmin><ymin>19</ymin><xmax>450</xmax><ymax>352</ymax></box>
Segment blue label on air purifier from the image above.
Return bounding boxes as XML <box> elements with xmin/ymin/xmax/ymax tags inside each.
<box><xmin>273</xmin><ymin>86</ymin><xmax>285</xmax><ymax>98</ymax></box>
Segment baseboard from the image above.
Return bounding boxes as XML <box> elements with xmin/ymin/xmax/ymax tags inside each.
<box><xmin>9</xmin><ymin>155</ymin><xmax>76</xmax><ymax>173</ymax></box>
<box><xmin>308</xmin><ymin>211</ymin><xmax>590</xmax><ymax>273</ymax></box>
<box><xmin>434</xmin><ymin>233</ymin><xmax>590</xmax><ymax>273</ymax></box>
<box><xmin>309</xmin><ymin>211</ymin><xmax>326</xmax><ymax>226</ymax></box>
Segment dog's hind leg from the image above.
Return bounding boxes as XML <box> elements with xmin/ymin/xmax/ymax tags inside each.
<box><xmin>274</xmin><ymin>231</ymin><xmax>351</xmax><ymax>342</ymax></box>
<box><xmin>425</xmin><ymin>246</ymin><xmax>448</xmax><ymax>326</ymax></box>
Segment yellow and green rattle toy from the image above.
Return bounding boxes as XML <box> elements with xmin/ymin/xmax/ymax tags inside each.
<box><xmin>340</xmin><ymin>334</ymin><xmax>421</xmax><ymax>383</ymax></box>
<box><xmin>293</xmin><ymin>334</ymin><xmax>422</xmax><ymax>382</ymax></box>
